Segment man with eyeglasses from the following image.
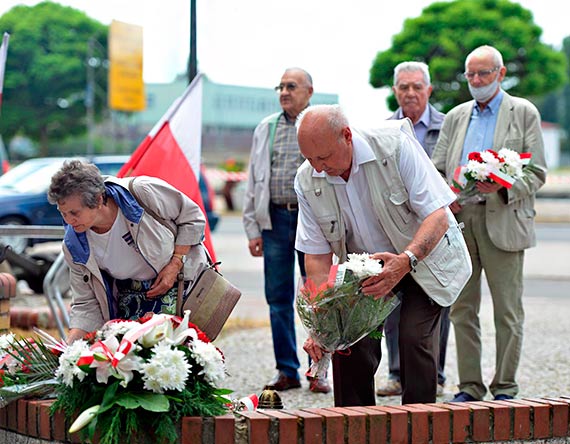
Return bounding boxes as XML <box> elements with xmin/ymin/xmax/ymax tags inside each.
<box><xmin>377</xmin><ymin>61</ymin><xmax>449</xmax><ymax>399</ymax></box>
<box><xmin>243</xmin><ymin>68</ymin><xmax>331</xmax><ymax>394</ymax></box>
<box><xmin>432</xmin><ymin>45</ymin><xmax>547</xmax><ymax>402</ymax></box>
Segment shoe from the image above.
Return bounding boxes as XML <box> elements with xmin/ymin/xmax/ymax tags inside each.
<box><xmin>376</xmin><ymin>379</ymin><xmax>402</xmax><ymax>397</ymax></box>
<box><xmin>450</xmin><ymin>391</ymin><xmax>478</xmax><ymax>402</ymax></box>
<box><xmin>437</xmin><ymin>383</ymin><xmax>445</xmax><ymax>397</ymax></box>
<box><xmin>494</xmin><ymin>394</ymin><xmax>514</xmax><ymax>401</ymax></box>
<box><xmin>309</xmin><ymin>377</ymin><xmax>331</xmax><ymax>394</ymax></box>
<box><xmin>264</xmin><ymin>372</ymin><xmax>301</xmax><ymax>391</ymax></box>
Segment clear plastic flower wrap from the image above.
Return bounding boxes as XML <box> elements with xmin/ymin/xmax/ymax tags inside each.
<box><xmin>296</xmin><ymin>253</ymin><xmax>401</xmax><ymax>378</ymax></box>
<box><xmin>0</xmin><ymin>331</ymin><xmax>62</xmax><ymax>408</ymax></box>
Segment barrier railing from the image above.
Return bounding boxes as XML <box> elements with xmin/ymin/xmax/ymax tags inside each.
<box><xmin>0</xmin><ymin>225</ymin><xmax>69</xmax><ymax>338</ymax></box>
<box><xmin>0</xmin><ymin>226</ymin><xmax>65</xmax><ymax>238</ymax></box>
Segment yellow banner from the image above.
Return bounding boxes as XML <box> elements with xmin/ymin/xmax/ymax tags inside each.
<box><xmin>108</xmin><ymin>20</ymin><xmax>145</xmax><ymax>112</ymax></box>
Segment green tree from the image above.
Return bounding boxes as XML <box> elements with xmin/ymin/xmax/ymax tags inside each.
<box><xmin>0</xmin><ymin>2</ymin><xmax>108</xmax><ymax>155</ymax></box>
<box><xmin>535</xmin><ymin>35</ymin><xmax>570</xmax><ymax>159</ymax></box>
<box><xmin>370</xmin><ymin>0</ymin><xmax>567</xmax><ymax>113</ymax></box>
<box><xmin>561</xmin><ymin>36</ymin><xmax>570</xmax><ymax>156</ymax></box>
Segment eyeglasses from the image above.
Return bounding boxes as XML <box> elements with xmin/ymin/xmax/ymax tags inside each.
<box><xmin>463</xmin><ymin>67</ymin><xmax>500</xmax><ymax>80</ymax></box>
<box><xmin>274</xmin><ymin>82</ymin><xmax>299</xmax><ymax>93</ymax></box>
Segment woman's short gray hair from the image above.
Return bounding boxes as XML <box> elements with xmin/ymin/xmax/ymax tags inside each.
<box><xmin>48</xmin><ymin>160</ymin><xmax>106</xmax><ymax>208</ymax></box>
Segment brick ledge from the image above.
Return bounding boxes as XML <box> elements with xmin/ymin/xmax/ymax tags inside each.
<box><xmin>1</xmin><ymin>396</ymin><xmax>569</xmax><ymax>443</ymax></box>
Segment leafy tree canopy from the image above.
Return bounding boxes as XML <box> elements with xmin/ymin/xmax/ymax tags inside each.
<box><xmin>370</xmin><ymin>0</ymin><xmax>568</xmax><ymax>113</ymax></box>
<box><xmin>0</xmin><ymin>2</ymin><xmax>108</xmax><ymax>153</ymax></box>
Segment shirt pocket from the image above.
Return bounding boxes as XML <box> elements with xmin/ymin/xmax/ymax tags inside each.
<box><xmin>386</xmin><ymin>187</ymin><xmax>413</xmax><ymax>231</ymax></box>
<box><xmin>316</xmin><ymin>214</ymin><xmax>343</xmax><ymax>244</ymax></box>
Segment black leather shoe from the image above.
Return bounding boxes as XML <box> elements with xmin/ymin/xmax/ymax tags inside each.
<box><xmin>450</xmin><ymin>391</ymin><xmax>478</xmax><ymax>402</ymax></box>
<box><xmin>494</xmin><ymin>394</ymin><xmax>514</xmax><ymax>401</ymax></box>
<box><xmin>264</xmin><ymin>372</ymin><xmax>301</xmax><ymax>391</ymax></box>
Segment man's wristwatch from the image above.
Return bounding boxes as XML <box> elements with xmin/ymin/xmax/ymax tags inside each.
<box><xmin>403</xmin><ymin>250</ymin><xmax>418</xmax><ymax>272</ymax></box>
<box><xmin>172</xmin><ymin>253</ymin><xmax>187</xmax><ymax>265</ymax></box>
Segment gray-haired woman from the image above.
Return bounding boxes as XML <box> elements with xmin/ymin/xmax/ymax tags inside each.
<box><xmin>48</xmin><ymin>160</ymin><xmax>208</xmax><ymax>342</ymax></box>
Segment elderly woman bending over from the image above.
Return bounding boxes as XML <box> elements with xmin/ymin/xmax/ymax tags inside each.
<box><xmin>48</xmin><ymin>160</ymin><xmax>208</xmax><ymax>342</ymax></box>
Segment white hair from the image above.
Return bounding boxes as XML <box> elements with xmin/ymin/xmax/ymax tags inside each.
<box><xmin>465</xmin><ymin>45</ymin><xmax>504</xmax><ymax>68</ymax></box>
<box><xmin>393</xmin><ymin>61</ymin><xmax>431</xmax><ymax>86</ymax></box>
<box><xmin>296</xmin><ymin>104</ymin><xmax>348</xmax><ymax>137</ymax></box>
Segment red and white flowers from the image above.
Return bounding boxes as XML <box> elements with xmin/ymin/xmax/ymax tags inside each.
<box><xmin>451</xmin><ymin>148</ymin><xmax>533</xmax><ymax>205</ymax></box>
<box><xmin>453</xmin><ymin>148</ymin><xmax>532</xmax><ymax>191</ymax></box>
<box><xmin>52</xmin><ymin>310</ymin><xmax>230</xmax><ymax>444</ymax></box>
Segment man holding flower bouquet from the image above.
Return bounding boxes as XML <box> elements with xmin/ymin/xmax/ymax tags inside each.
<box><xmin>432</xmin><ymin>45</ymin><xmax>547</xmax><ymax>402</ymax></box>
<box><xmin>294</xmin><ymin>105</ymin><xmax>472</xmax><ymax>406</ymax></box>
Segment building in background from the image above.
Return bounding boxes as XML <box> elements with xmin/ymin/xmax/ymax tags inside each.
<box><xmin>135</xmin><ymin>76</ymin><xmax>338</xmax><ymax>166</ymax></box>
<box><xmin>541</xmin><ymin>121</ymin><xmax>562</xmax><ymax>169</ymax></box>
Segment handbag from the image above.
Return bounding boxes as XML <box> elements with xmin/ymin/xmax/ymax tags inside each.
<box><xmin>180</xmin><ymin>260</ymin><xmax>242</xmax><ymax>340</ymax></box>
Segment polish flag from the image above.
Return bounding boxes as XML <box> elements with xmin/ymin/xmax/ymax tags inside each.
<box><xmin>118</xmin><ymin>74</ymin><xmax>216</xmax><ymax>260</ymax></box>
<box><xmin>0</xmin><ymin>32</ymin><xmax>10</xmax><ymax>112</ymax></box>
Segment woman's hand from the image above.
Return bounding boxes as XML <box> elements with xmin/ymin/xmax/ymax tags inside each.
<box><xmin>67</xmin><ymin>328</ymin><xmax>89</xmax><ymax>344</ymax></box>
<box><xmin>147</xmin><ymin>260</ymin><xmax>181</xmax><ymax>298</ymax></box>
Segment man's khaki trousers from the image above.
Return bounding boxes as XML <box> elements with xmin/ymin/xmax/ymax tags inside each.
<box><xmin>452</xmin><ymin>203</ymin><xmax>525</xmax><ymax>400</ymax></box>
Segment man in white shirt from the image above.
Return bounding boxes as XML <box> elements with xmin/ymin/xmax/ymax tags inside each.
<box><xmin>295</xmin><ymin>105</ymin><xmax>471</xmax><ymax>406</ymax></box>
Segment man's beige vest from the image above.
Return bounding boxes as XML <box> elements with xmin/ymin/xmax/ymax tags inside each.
<box><xmin>296</xmin><ymin>120</ymin><xmax>472</xmax><ymax>307</ymax></box>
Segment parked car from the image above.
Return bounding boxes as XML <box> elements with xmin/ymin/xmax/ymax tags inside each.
<box><xmin>0</xmin><ymin>156</ymin><xmax>129</xmax><ymax>254</ymax></box>
<box><xmin>0</xmin><ymin>156</ymin><xmax>219</xmax><ymax>255</ymax></box>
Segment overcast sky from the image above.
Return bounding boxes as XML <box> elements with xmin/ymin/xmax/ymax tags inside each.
<box><xmin>1</xmin><ymin>0</ymin><xmax>567</xmax><ymax>126</ymax></box>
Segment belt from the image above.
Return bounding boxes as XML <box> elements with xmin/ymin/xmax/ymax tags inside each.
<box><xmin>271</xmin><ymin>202</ymin><xmax>298</xmax><ymax>211</ymax></box>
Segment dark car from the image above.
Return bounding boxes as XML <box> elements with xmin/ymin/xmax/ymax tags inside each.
<box><xmin>0</xmin><ymin>156</ymin><xmax>219</xmax><ymax>254</ymax></box>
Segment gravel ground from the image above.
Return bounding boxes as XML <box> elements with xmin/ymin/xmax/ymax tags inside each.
<box><xmin>215</xmin><ymin>292</ymin><xmax>570</xmax><ymax>409</ymax></box>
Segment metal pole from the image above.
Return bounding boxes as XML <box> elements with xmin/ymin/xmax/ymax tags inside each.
<box><xmin>188</xmin><ymin>0</ymin><xmax>197</xmax><ymax>84</ymax></box>
<box><xmin>86</xmin><ymin>37</ymin><xmax>96</xmax><ymax>156</ymax></box>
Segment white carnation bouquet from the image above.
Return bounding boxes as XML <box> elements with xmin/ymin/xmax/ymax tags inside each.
<box><xmin>296</xmin><ymin>253</ymin><xmax>400</xmax><ymax>379</ymax></box>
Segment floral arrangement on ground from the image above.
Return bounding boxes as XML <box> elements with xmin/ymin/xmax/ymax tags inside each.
<box><xmin>1</xmin><ymin>311</ymin><xmax>231</xmax><ymax>444</ymax></box>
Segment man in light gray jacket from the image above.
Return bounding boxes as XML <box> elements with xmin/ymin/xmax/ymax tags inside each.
<box><xmin>242</xmin><ymin>68</ymin><xmax>330</xmax><ymax>394</ymax></box>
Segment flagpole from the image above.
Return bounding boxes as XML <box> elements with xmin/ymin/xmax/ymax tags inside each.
<box><xmin>188</xmin><ymin>0</ymin><xmax>197</xmax><ymax>84</ymax></box>
<box><xmin>0</xmin><ymin>32</ymin><xmax>10</xmax><ymax>114</ymax></box>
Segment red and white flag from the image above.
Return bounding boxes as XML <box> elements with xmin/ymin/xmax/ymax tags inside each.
<box><xmin>0</xmin><ymin>32</ymin><xmax>10</xmax><ymax>112</ymax></box>
<box><xmin>118</xmin><ymin>74</ymin><xmax>216</xmax><ymax>260</ymax></box>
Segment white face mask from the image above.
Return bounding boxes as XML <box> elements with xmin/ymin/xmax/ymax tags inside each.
<box><xmin>468</xmin><ymin>78</ymin><xmax>500</xmax><ymax>103</ymax></box>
